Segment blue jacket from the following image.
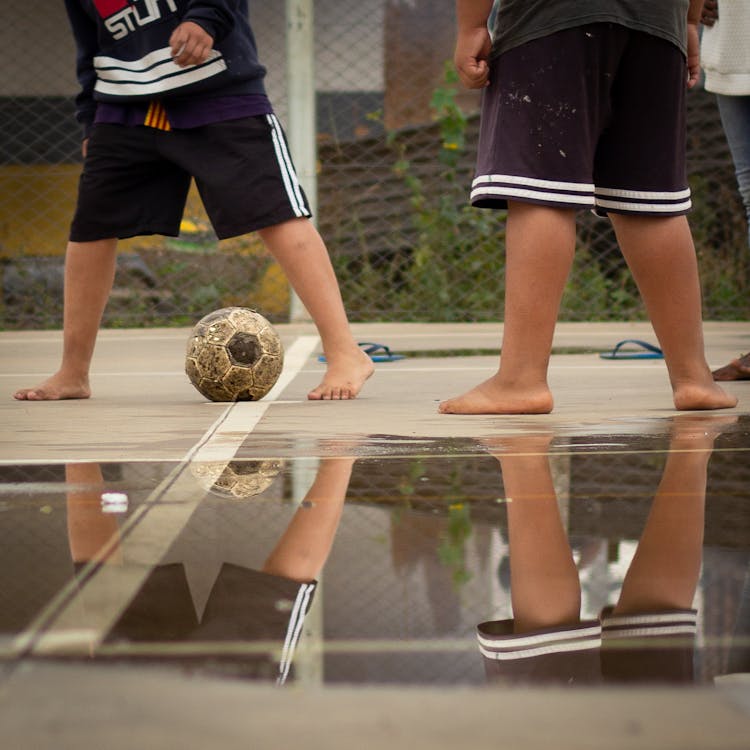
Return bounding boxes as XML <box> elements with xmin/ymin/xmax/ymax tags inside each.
<box><xmin>64</xmin><ymin>0</ymin><xmax>268</xmax><ymax>131</ymax></box>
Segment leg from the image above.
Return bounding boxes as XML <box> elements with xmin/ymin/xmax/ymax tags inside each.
<box><xmin>716</xmin><ymin>93</ymin><xmax>750</xmax><ymax>244</ymax></box>
<box><xmin>66</xmin><ymin>462</ymin><xmax>122</xmax><ymax>564</ymax></box>
<box><xmin>257</xmin><ymin>219</ymin><xmax>373</xmax><ymax>400</ymax></box>
<box><xmin>485</xmin><ymin>435</ymin><xmax>581</xmax><ymax>630</ymax></box>
<box><xmin>262</xmin><ymin>456</ymin><xmax>354</xmax><ymax>582</ymax></box>
<box><xmin>711</xmin><ymin>94</ymin><xmax>750</xmax><ymax>379</ymax></box>
<box><xmin>13</xmin><ymin>239</ymin><xmax>117</xmax><ymax>401</ymax></box>
<box><xmin>608</xmin><ymin>213</ymin><xmax>737</xmax><ymax>410</ymax></box>
<box><xmin>439</xmin><ymin>202</ymin><xmax>576</xmax><ymax>414</ymax></box>
<box><xmin>613</xmin><ymin>415</ymin><xmax>733</xmax><ymax>614</ymax></box>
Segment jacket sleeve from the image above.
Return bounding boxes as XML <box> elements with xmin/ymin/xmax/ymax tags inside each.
<box><xmin>183</xmin><ymin>0</ymin><xmax>237</xmax><ymax>42</ymax></box>
<box><xmin>63</xmin><ymin>0</ymin><xmax>99</xmax><ymax>138</ymax></box>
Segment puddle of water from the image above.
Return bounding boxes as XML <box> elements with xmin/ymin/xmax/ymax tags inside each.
<box><xmin>1</xmin><ymin>416</ymin><xmax>748</xmax><ymax>688</ymax></box>
<box><xmin>0</xmin><ymin>462</ymin><xmax>179</xmax><ymax>648</ymax></box>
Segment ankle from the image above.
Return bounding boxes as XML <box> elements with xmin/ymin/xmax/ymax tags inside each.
<box><xmin>57</xmin><ymin>366</ymin><xmax>90</xmax><ymax>383</ymax></box>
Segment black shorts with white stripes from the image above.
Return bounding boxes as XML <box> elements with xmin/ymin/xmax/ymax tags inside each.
<box><xmin>472</xmin><ymin>23</ymin><xmax>691</xmax><ymax>217</ymax></box>
<box><xmin>70</xmin><ymin>114</ymin><xmax>311</xmax><ymax>242</ymax></box>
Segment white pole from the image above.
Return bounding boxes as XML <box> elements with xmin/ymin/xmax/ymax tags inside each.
<box><xmin>285</xmin><ymin>0</ymin><xmax>316</xmax><ymax>322</ymax></box>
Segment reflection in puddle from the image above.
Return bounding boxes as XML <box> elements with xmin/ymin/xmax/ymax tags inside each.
<box><xmin>102</xmin><ymin>456</ymin><xmax>353</xmax><ymax>685</ymax></box>
<box><xmin>478</xmin><ymin>416</ymin><xmax>734</xmax><ymax>686</ymax></box>
<box><xmin>0</xmin><ymin>416</ymin><xmax>748</xmax><ymax>688</ymax></box>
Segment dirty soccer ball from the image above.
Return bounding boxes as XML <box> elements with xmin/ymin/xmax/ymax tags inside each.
<box><xmin>185</xmin><ymin>307</ymin><xmax>284</xmax><ymax>401</ymax></box>
<box><xmin>191</xmin><ymin>459</ymin><xmax>285</xmax><ymax>499</ymax></box>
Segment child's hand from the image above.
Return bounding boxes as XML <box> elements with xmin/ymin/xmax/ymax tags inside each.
<box><xmin>454</xmin><ymin>28</ymin><xmax>492</xmax><ymax>89</ymax></box>
<box><xmin>170</xmin><ymin>21</ymin><xmax>214</xmax><ymax>67</ymax></box>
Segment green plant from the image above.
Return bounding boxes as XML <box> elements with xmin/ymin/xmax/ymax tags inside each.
<box><xmin>438</xmin><ymin>502</ymin><xmax>473</xmax><ymax>588</ymax></box>
<box><xmin>392</xmin><ymin>62</ymin><xmax>505</xmax><ymax>321</ymax></box>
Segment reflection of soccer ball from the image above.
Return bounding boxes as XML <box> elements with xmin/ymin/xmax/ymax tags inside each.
<box><xmin>185</xmin><ymin>307</ymin><xmax>284</xmax><ymax>401</ymax></box>
<box><xmin>191</xmin><ymin>459</ymin><xmax>285</xmax><ymax>499</ymax></box>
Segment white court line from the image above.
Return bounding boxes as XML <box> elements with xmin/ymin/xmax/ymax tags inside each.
<box><xmin>0</xmin><ymin>329</ymin><xmax>663</xmax><ymax>345</ymax></box>
<box><xmin>0</xmin><ymin>334</ymin><xmax>189</xmax><ymax>345</ymax></box>
<box><xmin>0</xmin><ymin>363</ymin><xmax>677</xmax><ymax>382</ymax></box>
<box><xmin>350</xmin><ymin>331</ymin><xmax>655</xmax><ymax>339</ymax></box>
<box><xmin>303</xmin><ymin>364</ymin><xmax>670</xmax><ymax>373</ymax></box>
<box><xmin>0</xmin><ymin>372</ymin><xmax>187</xmax><ymax>378</ymax></box>
<box><xmin>14</xmin><ymin>335</ymin><xmax>320</xmax><ymax>657</ymax></box>
<box><xmin>192</xmin><ymin>335</ymin><xmax>318</xmax><ymax>463</ymax></box>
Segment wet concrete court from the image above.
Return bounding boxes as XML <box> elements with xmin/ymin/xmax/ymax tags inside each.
<box><xmin>1</xmin><ymin>321</ymin><xmax>750</xmax><ymax>748</ymax></box>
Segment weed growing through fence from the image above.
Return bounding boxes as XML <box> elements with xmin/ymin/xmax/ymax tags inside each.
<box><xmin>391</xmin><ymin>62</ymin><xmax>505</xmax><ymax>320</ymax></box>
<box><xmin>341</xmin><ymin>64</ymin><xmax>747</xmax><ymax>323</ymax></box>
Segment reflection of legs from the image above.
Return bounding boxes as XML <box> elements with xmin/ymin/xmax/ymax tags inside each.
<box><xmin>609</xmin><ymin>214</ymin><xmax>737</xmax><ymax>411</ymax></box>
<box><xmin>614</xmin><ymin>416</ymin><xmax>733</xmax><ymax>614</ymax></box>
<box><xmin>14</xmin><ymin>240</ymin><xmax>118</xmax><ymax>401</ymax></box>
<box><xmin>65</xmin><ymin>463</ymin><xmax>122</xmax><ymax>564</ymax></box>
<box><xmin>258</xmin><ymin>220</ymin><xmax>373</xmax><ymax>401</ymax></box>
<box><xmin>262</xmin><ymin>457</ymin><xmax>355</xmax><ymax>583</ymax></box>
<box><xmin>490</xmin><ymin>435</ymin><xmax>580</xmax><ymax>631</ymax></box>
<box><xmin>440</xmin><ymin>203</ymin><xmax>576</xmax><ymax>414</ymax></box>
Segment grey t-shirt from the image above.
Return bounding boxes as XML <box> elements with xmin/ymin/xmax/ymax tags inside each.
<box><xmin>491</xmin><ymin>0</ymin><xmax>689</xmax><ymax>56</ymax></box>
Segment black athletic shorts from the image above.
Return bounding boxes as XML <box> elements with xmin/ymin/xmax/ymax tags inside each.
<box><xmin>70</xmin><ymin>114</ymin><xmax>312</xmax><ymax>242</ymax></box>
<box><xmin>472</xmin><ymin>23</ymin><xmax>691</xmax><ymax>216</ymax></box>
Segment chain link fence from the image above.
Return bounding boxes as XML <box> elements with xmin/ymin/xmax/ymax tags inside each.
<box><xmin>1</xmin><ymin>1</ymin><xmax>748</xmax><ymax>329</ymax></box>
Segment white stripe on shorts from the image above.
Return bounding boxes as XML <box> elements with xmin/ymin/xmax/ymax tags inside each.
<box><xmin>471</xmin><ymin>174</ymin><xmax>594</xmax><ymax>192</ymax></box>
<box><xmin>595</xmin><ymin>186</ymin><xmax>692</xmax><ymax>200</ymax></box>
<box><xmin>595</xmin><ymin>198</ymin><xmax>692</xmax><ymax>213</ymax></box>
<box><xmin>594</xmin><ymin>185</ymin><xmax>692</xmax><ymax>214</ymax></box>
<box><xmin>471</xmin><ymin>173</ymin><xmax>595</xmax><ymax>207</ymax></box>
<box><xmin>266</xmin><ymin>114</ymin><xmax>310</xmax><ymax>218</ymax></box>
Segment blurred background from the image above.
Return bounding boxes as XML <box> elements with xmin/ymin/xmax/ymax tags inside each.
<box><xmin>1</xmin><ymin>0</ymin><xmax>747</xmax><ymax>329</ymax></box>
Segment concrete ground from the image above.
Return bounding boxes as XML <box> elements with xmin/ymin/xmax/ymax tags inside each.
<box><xmin>1</xmin><ymin>320</ymin><xmax>749</xmax><ymax>749</ymax></box>
<box><xmin>2</xmin><ymin>320</ymin><xmax>748</xmax><ymax>462</ymax></box>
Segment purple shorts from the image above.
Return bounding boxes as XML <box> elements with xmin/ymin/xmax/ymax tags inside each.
<box><xmin>472</xmin><ymin>23</ymin><xmax>691</xmax><ymax>216</ymax></box>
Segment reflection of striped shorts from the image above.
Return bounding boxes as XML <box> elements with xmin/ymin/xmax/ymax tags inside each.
<box><xmin>477</xmin><ymin>608</ymin><xmax>698</xmax><ymax>686</ymax></box>
<box><xmin>71</xmin><ymin>114</ymin><xmax>311</xmax><ymax>242</ymax></box>
<box><xmin>472</xmin><ymin>23</ymin><xmax>691</xmax><ymax>217</ymax></box>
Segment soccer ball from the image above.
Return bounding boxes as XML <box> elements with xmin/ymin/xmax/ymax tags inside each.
<box><xmin>185</xmin><ymin>307</ymin><xmax>284</xmax><ymax>401</ymax></box>
<box><xmin>191</xmin><ymin>459</ymin><xmax>285</xmax><ymax>499</ymax></box>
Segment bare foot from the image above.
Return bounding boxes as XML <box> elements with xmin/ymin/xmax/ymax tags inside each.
<box><xmin>672</xmin><ymin>381</ymin><xmax>738</xmax><ymax>411</ymax></box>
<box><xmin>712</xmin><ymin>352</ymin><xmax>750</xmax><ymax>381</ymax></box>
<box><xmin>308</xmin><ymin>347</ymin><xmax>374</xmax><ymax>400</ymax></box>
<box><xmin>439</xmin><ymin>376</ymin><xmax>554</xmax><ymax>415</ymax></box>
<box><xmin>13</xmin><ymin>372</ymin><xmax>91</xmax><ymax>401</ymax></box>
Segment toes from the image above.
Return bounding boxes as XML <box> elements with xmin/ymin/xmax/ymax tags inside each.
<box><xmin>308</xmin><ymin>383</ymin><xmax>357</xmax><ymax>400</ymax></box>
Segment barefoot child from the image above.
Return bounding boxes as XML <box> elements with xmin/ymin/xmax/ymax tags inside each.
<box><xmin>441</xmin><ymin>0</ymin><xmax>737</xmax><ymax>414</ymax></box>
<box><xmin>14</xmin><ymin>0</ymin><xmax>372</xmax><ymax>402</ymax></box>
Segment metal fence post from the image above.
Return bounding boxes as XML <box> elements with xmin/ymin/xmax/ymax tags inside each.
<box><xmin>285</xmin><ymin>0</ymin><xmax>316</xmax><ymax>323</ymax></box>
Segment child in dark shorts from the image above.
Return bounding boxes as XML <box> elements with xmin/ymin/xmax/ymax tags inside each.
<box><xmin>441</xmin><ymin>0</ymin><xmax>737</xmax><ymax>414</ymax></box>
<box><xmin>14</xmin><ymin>1</ymin><xmax>372</xmax><ymax>403</ymax></box>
